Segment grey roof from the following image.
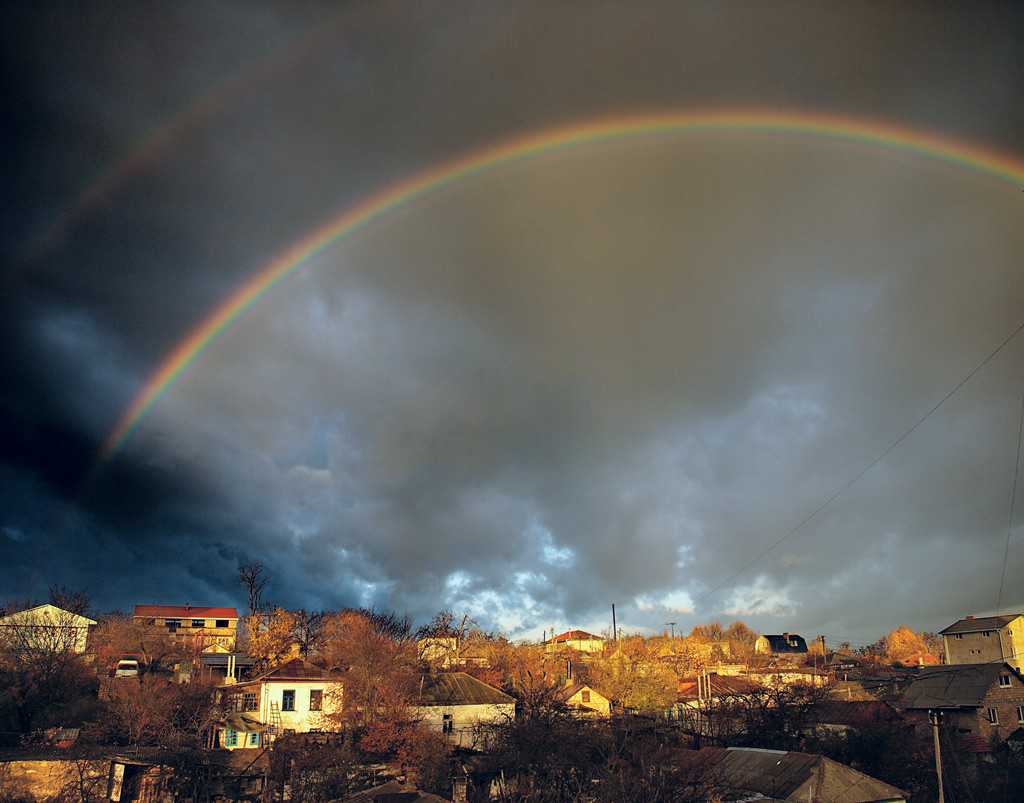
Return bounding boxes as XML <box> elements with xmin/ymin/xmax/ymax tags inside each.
<box><xmin>900</xmin><ymin>663</ymin><xmax>1011</xmax><ymax>709</ymax></box>
<box><xmin>709</xmin><ymin>747</ymin><xmax>906</xmax><ymax>802</ymax></box>
<box><xmin>414</xmin><ymin>672</ymin><xmax>514</xmax><ymax>707</ymax></box>
<box><xmin>761</xmin><ymin>634</ymin><xmax>808</xmax><ymax>653</ymax></box>
<box><xmin>939</xmin><ymin>614</ymin><xmax>1021</xmax><ymax>635</ymax></box>
<box><xmin>200</xmin><ymin>653</ymin><xmax>255</xmax><ymax>667</ymax></box>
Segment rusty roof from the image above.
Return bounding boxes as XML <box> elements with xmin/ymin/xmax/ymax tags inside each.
<box><xmin>677</xmin><ymin>674</ymin><xmax>762</xmax><ymax>700</ymax></box>
<box><xmin>252</xmin><ymin>658</ymin><xmax>340</xmax><ymax>683</ymax></box>
<box><xmin>134</xmin><ymin>604</ymin><xmax>238</xmax><ymax>619</ymax></box>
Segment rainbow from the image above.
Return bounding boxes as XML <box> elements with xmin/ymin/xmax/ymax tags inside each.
<box><xmin>98</xmin><ymin>109</ymin><xmax>1024</xmax><ymax>466</ymax></box>
<box><xmin>16</xmin><ymin>3</ymin><xmax>392</xmax><ymax>268</ymax></box>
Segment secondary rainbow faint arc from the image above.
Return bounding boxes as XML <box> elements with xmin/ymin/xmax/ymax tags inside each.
<box><xmin>98</xmin><ymin>109</ymin><xmax>1024</xmax><ymax>466</ymax></box>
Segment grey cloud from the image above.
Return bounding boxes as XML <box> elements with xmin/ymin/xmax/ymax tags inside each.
<box><xmin>2</xmin><ymin>2</ymin><xmax>1022</xmax><ymax>644</ymax></box>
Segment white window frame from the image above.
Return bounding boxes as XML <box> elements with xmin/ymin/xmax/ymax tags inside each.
<box><xmin>987</xmin><ymin>707</ymin><xmax>998</xmax><ymax>724</ymax></box>
<box><xmin>1000</xmin><ymin>675</ymin><xmax>1012</xmax><ymax>687</ymax></box>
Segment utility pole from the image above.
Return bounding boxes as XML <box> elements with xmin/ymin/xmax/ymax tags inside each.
<box><xmin>666</xmin><ymin>622</ymin><xmax>676</xmax><ymax>640</ymax></box>
<box><xmin>929</xmin><ymin>710</ymin><xmax>945</xmax><ymax>803</ymax></box>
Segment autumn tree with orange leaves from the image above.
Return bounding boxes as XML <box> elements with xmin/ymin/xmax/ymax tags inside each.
<box><xmin>324</xmin><ymin>608</ymin><xmax>417</xmax><ymax>728</ymax></box>
<box><xmin>882</xmin><ymin>625</ymin><xmax>942</xmax><ymax>665</ymax></box>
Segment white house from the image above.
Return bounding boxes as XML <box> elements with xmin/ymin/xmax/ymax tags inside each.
<box><xmin>0</xmin><ymin>604</ymin><xmax>96</xmax><ymax>654</ymax></box>
<box><xmin>412</xmin><ymin>672</ymin><xmax>515</xmax><ymax>747</ymax></box>
<box><xmin>221</xmin><ymin>658</ymin><xmax>342</xmax><ymax>748</ymax></box>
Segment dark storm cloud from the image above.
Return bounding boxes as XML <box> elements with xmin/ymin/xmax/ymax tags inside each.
<box><xmin>2</xmin><ymin>2</ymin><xmax>1022</xmax><ymax>643</ymax></box>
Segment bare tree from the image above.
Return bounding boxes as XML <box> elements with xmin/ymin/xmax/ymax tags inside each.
<box><xmin>415</xmin><ymin>609</ymin><xmax>479</xmax><ymax>666</ymax></box>
<box><xmin>293</xmin><ymin>608</ymin><xmax>327</xmax><ymax>658</ymax></box>
<box><xmin>0</xmin><ymin>606</ymin><xmax>97</xmax><ymax>733</ymax></box>
<box><xmin>237</xmin><ymin>560</ymin><xmax>268</xmax><ymax>617</ymax></box>
<box><xmin>88</xmin><ymin>612</ymin><xmax>179</xmax><ymax>674</ymax></box>
<box><xmin>48</xmin><ymin>584</ymin><xmax>93</xmax><ymax>618</ymax></box>
<box><xmin>0</xmin><ymin>596</ymin><xmax>39</xmax><ymax>617</ymax></box>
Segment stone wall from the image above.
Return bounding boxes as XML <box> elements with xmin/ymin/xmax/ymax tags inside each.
<box><xmin>0</xmin><ymin>759</ymin><xmax>108</xmax><ymax>801</ymax></box>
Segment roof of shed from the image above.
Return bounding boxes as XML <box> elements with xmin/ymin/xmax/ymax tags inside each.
<box><xmin>414</xmin><ymin>672</ymin><xmax>514</xmax><ymax>706</ymax></box>
<box><xmin>706</xmin><ymin>747</ymin><xmax>906</xmax><ymax>802</ymax></box>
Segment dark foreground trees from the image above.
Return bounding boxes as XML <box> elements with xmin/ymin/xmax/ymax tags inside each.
<box><xmin>0</xmin><ymin>605</ymin><xmax>99</xmax><ymax>736</ymax></box>
<box><xmin>474</xmin><ymin>713</ymin><xmax>724</xmax><ymax>803</ymax></box>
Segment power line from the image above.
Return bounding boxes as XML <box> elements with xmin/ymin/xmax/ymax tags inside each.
<box><xmin>697</xmin><ymin>320</ymin><xmax>1024</xmax><ymax>606</ymax></box>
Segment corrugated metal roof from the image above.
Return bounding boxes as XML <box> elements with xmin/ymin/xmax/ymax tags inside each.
<box><xmin>939</xmin><ymin>614</ymin><xmax>1021</xmax><ymax>635</ymax></box>
<box><xmin>677</xmin><ymin>674</ymin><xmax>762</xmax><ymax>701</ymax></box>
<box><xmin>134</xmin><ymin>604</ymin><xmax>238</xmax><ymax>619</ymax></box>
<box><xmin>900</xmin><ymin>663</ymin><xmax>1005</xmax><ymax>709</ymax></box>
<box><xmin>710</xmin><ymin>748</ymin><xmax>906</xmax><ymax>802</ymax></box>
<box><xmin>414</xmin><ymin>672</ymin><xmax>514</xmax><ymax>706</ymax></box>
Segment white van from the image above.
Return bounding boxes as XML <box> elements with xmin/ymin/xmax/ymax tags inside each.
<box><xmin>114</xmin><ymin>659</ymin><xmax>139</xmax><ymax>677</ymax></box>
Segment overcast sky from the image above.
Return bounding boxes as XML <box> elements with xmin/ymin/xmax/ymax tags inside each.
<box><xmin>3</xmin><ymin>2</ymin><xmax>1023</xmax><ymax>647</ymax></box>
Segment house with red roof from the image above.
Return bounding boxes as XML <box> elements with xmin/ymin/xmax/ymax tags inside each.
<box><xmin>133</xmin><ymin>603</ymin><xmax>238</xmax><ymax>653</ymax></box>
<box><xmin>542</xmin><ymin>629</ymin><xmax>604</xmax><ymax>654</ymax></box>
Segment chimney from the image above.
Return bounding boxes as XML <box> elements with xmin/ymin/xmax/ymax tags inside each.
<box><xmin>782</xmin><ymin>632</ymin><xmax>789</xmax><ymax>639</ymax></box>
<box><xmin>185</xmin><ymin>602</ymin><xmax>189</xmax><ymax>611</ymax></box>
<box><xmin>966</xmin><ymin>615</ymin><xmax>974</xmax><ymax>620</ymax></box>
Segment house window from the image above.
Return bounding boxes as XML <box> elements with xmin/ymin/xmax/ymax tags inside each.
<box><xmin>242</xmin><ymin>692</ymin><xmax>258</xmax><ymax>711</ymax></box>
<box><xmin>216</xmin><ymin>619</ymin><xmax>229</xmax><ymax>628</ymax></box>
<box><xmin>983</xmin><ymin>631</ymin><xmax>992</xmax><ymax>637</ymax></box>
<box><xmin>1018</xmin><ymin>706</ymin><xmax>1024</xmax><ymax>723</ymax></box>
<box><xmin>164</xmin><ymin>619</ymin><xmax>181</xmax><ymax>632</ymax></box>
<box><xmin>309</xmin><ymin>690</ymin><xmax>323</xmax><ymax>711</ymax></box>
<box><xmin>249</xmin><ymin>732</ymin><xmax>260</xmax><ymax>747</ymax></box>
<box><xmin>954</xmin><ymin>633</ymin><xmax>963</xmax><ymax>639</ymax></box>
<box><xmin>581</xmin><ymin>690</ymin><xmax>591</xmax><ymax>703</ymax></box>
<box><xmin>988</xmin><ymin>708</ymin><xmax>999</xmax><ymax>724</ymax></box>
<box><xmin>1000</xmin><ymin>675</ymin><xmax>1011</xmax><ymax>687</ymax></box>
<box><xmin>225</xmin><ymin>730</ymin><xmax>238</xmax><ymax>747</ymax></box>
<box><xmin>191</xmin><ymin>619</ymin><xmax>204</xmax><ymax>627</ymax></box>
<box><xmin>442</xmin><ymin>714</ymin><xmax>453</xmax><ymax>733</ymax></box>
<box><xmin>282</xmin><ymin>689</ymin><xmax>296</xmax><ymax>711</ymax></box>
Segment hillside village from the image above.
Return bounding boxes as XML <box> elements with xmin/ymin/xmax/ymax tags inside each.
<box><xmin>1</xmin><ymin>578</ymin><xmax>1023</xmax><ymax>803</ymax></box>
